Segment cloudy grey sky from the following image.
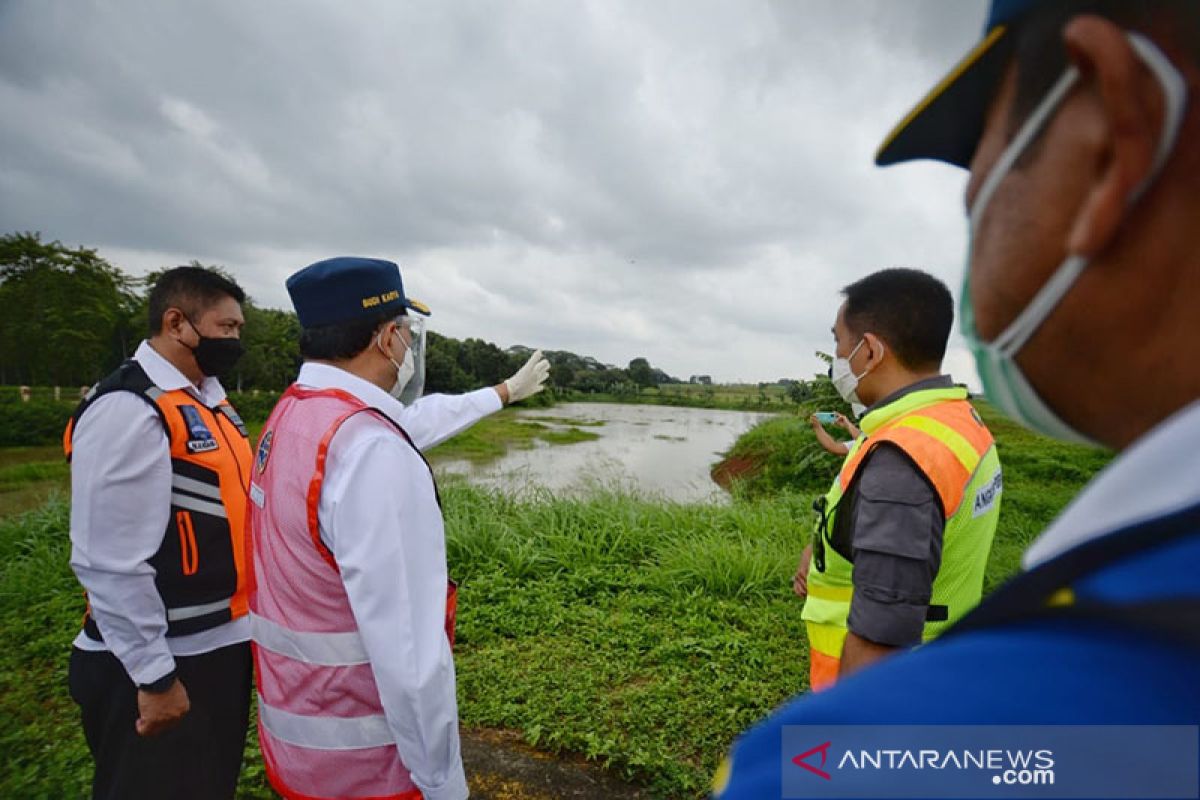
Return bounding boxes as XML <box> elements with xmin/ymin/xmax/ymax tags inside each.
<box><xmin>0</xmin><ymin>0</ymin><xmax>988</xmax><ymax>384</ymax></box>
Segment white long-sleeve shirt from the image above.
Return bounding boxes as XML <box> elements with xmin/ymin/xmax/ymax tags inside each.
<box><xmin>69</xmin><ymin>340</ymin><xmax>249</xmax><ymax>685</ymax></box>
<box><xmin>297</xmin><ymin>362</ymin><xmax>500</xmax><ymax>800</ymax></box>
<box><xmin>390</xmin><ymin>375</ymin><xmax>505</xmax><ymax>452</ymax></box>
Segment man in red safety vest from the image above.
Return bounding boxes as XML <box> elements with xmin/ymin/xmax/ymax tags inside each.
<box><xmin>248</xmin><ymin>256</ymin><xmax>549</xmax><ymax>800</ymax></box>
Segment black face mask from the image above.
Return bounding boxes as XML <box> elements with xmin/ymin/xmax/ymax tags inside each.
<box><xmin>186</xmin><ymin>319</ymin><xmax>244</xmax><ymax>378</ymax></box>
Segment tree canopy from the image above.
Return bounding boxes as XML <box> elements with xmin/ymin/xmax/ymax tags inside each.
<box><xmin>0</xmin><ymin>232</ymin><xmax>681</xmax><ymax>395</ymax></box>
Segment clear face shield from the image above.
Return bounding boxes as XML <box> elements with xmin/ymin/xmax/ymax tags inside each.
<box><xmin>396</xmin><ymin>314</ymin><xmax>427</xmax><ymax>406</ymax></box>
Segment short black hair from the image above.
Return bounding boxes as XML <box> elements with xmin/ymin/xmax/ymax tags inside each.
<box><xmin>299</xmin><ymin>309</ymin><xmax>398</xmax><ymax>361</ymax></box>
<box><xmin>148</xmin><ymin>266</ymin><xmax>246</xmax><ymax>336</ymax></box>
<box><xmin>841</xmin><ymin>268</ymin><xmax>953</xmax><ymax>371</ymax></box>
<box><xmin>1008</xmin><ymin>1</ymin><xmax>1199</xmax><ymax>136</ymax></box>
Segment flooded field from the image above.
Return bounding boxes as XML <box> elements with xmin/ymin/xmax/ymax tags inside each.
<box><xmin>432</xmin><ymin>402</ymin><xmax>774</xmax><ymax>502</ymax></box>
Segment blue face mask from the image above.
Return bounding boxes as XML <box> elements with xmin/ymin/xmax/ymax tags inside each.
<box><xmin>962</xmin><ymin>32</ymin><xmax>1187</xmax><ymax>445</ymax></box>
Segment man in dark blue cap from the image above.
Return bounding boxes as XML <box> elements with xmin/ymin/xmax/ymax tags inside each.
<box><xmin>284</xmin><ymin>256</ymin><xmax>550</xmax><ymax>432</ymax></box>
<box><xmin>715</xmin><ymin>2</ymin><xmax>1200</xmax><ymax>797</ymax></box>
<box><xmin>246</xmin><ymin>257</ymin><xmax>547</xmax><ymax>800</ymax></box>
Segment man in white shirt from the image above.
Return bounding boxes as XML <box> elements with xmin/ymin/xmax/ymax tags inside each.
<box><xmin>248</xmin><ymin>256</ymin><xmax>548</xmax><ymax>800</ymax></box>
<box><xmin>65</xmin><ymin>266</ymin><xmax>254</xmax><ymax>800</ymax></box>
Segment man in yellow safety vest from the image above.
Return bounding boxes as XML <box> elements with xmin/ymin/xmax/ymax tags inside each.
<box><xmin>793</xmin><ymin>268</ymin><xmax>1002</xmax><ymax>690</ymax></box>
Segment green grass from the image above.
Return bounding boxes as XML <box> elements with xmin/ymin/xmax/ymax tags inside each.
<box><xmin>719</xmin><ymin>414</ymin><xmax>837</xmax><ymax>496</ymax></box>
<box><xmin>0</xmin><ymin>398</ymin><xmax>1110</xmax><ymax>798</ymax></box>
<box><xmin>426</xmin><ymin>409</ymin><xmax>601</xmax><ymax>462</ymax></box>
<box><xmin>0</xmin><ymin>495</ymin><xmax>275</xmax><ymax>799</ymax></box>
<box><xmin>0</xmin><ymin>485</ymin><xmax>816</xmax><ymax>798</ymax></box>
<box><xmin>0</xmin><ymin>461</ymin><xmax>70</xmax><ymax>488</ymax></box>
<box><xmin>0</xmin><ymin>497</ymin><xmax>98</xmax><ymax>799</ymax></box>
<box><xmin>0</xmin><ymin>445</ymin><xmax>67</xmax><ymax>469</ymax></box>
<box><xmin>0</xmin><ymin>446</ymin><xmax>70</xmax><ymax>519</ymax></box>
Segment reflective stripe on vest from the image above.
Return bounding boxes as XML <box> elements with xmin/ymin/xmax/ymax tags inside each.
<box><xmin>170</xmin><ymin>492</ymin><xmax>229</xmax><ymax>519</ymax></box>
<box><xmin>802</xmin><ymin>386</ymin><xmax>1001</xmax><ymax>651</ymax></box>
<box><xmin>806</xmin><ymin>583</ymin><xmax>853</xmax><ymax>603</ymax></box>
<box><xmin>836</xmin><ymin>392</ymin><xmax>993</xmax><ymax>517</ymax></box>
<box><xmin>258</xmin><ymin>695</ymin><xmax>395</xmax><ymax>750</ymax></box>
<box><xmin>168</xmin><ymin>599</ymin><xmax>231</xmax><ymax>622</ymax></box>
<box><xmin>250</xmin><ymin>612</ymin><xmax>371</xmax><ymax>666</ymax></box>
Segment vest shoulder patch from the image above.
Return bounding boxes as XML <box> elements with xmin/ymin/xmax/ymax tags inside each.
<box><xmin>973</xmin><ymin>470</ymin><xmax>1004</xmax><ymax>518</ymax></box>
<box><xmin>179</xmin><ymin>405</ymin><xmax>219</xmax><ymax>454</ymax></box>
<box><xmin>219</xmin><ymin>404</ymin><xmax>250</xmax><ymax>437</ymax></box>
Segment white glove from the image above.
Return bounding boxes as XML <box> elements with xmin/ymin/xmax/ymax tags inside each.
<box><xmin>504</xmin><ymin>350</ymin><xmax>550</xmax><ymax>403</ymax></box>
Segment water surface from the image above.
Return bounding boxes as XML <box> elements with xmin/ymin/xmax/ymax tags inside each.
<box><xmin>432</xmin><ymin>402</ymin><xmax>773</xmax><ymax>503</ymax></box>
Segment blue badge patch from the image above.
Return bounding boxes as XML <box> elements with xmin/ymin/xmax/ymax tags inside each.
<box><xmin>256</xmin><ymin>429</ymin><xmax>273</xmax><ymax>474</ymax></box>
<box><xmin>179</xmin><ymin>405</ymin><xmax>219</xmax><ymax>454</ymax></box>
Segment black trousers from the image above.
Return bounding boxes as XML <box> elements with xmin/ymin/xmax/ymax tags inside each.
<box><xmin>68</xmin><ymin>641</ymin><xmax>252</xmax><ymax>800</ymax></box>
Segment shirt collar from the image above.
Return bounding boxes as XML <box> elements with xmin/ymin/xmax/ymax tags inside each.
<box><xmin>865</xmin><ymin>374</ymin><xmax>955</xmax><ymax>415</ymax></box>
<box><xmin>296</xmin><ymin>361</ymin><xmax>406</xmax><ymax>426</ymax></box>
<box><xmin>134</xmin><ymin>340</ymin><xmax>227</xmax><ymax>406</ymax></box>
<box><xmin>1023</xmin><ymin>397</ymin><xmax>1200</xmax><ymax>568</ymax></box>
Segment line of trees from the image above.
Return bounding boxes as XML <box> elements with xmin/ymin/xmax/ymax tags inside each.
<box><xmin>0</xmin><ymin>232</ymin><xmax>680</xmax><ymax>396</ymax></box>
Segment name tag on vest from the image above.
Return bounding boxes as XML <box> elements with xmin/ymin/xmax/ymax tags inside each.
<box><xmin>250</xmin><ymin>482</ymin><xmax>266</xmax><ymax>508</ymax></box>
<box><xmin>973</xmin><ymin>470</ymin><xmax>1003</xmax><ymax>518</ymax></box>
<box><xmin>179</xmin><ymin>405</ymin><xmax>220</xmax><ymax>454</ymax></box>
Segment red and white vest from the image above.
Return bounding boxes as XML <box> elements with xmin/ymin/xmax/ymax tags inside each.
<box><xmin>248</xmin><ymin>385</ymin><xmax>456</xmax><ymax>800</ymax></box>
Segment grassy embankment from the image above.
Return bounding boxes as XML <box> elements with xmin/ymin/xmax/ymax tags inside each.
<box><xmin>0</xmin><ymin>397</ymin><xmax>1110</xmax><ymax>798</ymax></box>
<box><xmin>565</xmin><ymin>382</ymin><xmax>793</xmax><ymax>413</ymax></box>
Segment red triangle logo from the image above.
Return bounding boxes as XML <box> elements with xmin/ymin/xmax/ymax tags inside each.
<box><xmin>792</xmin><ymin>741</ymin><xmax>833</xmax><ymax>780</ymax></box>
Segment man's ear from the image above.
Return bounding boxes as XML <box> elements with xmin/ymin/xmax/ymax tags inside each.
<box><xmin>1063</xmin><ymin>16</ymin><xmax>1165</xmax><ymax>258</ymax></box>
<box><xmin>376</xmin><ymin>320</ymin><xmax>398</xmax><ymax>359</ymax></box>
<box><xmin>162</xmin><ymin>307</ymin><xmax>188</xmax><ymax>338</ymax></box>
<box><xmin>863</xmin><ymin>332</ymin><xmax>888</xmax><ymax>369</ymax></box>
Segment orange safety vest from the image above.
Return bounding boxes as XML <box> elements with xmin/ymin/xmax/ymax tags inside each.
<box><xmin>804</xmin><ymin>386</ymin><xmax>1002</xmax><ymax>691</ymax></box>
<box><xmin>834</xmin><ymin>399</ymin><xmax>995</xmax><ymax>520</ymax></box>
<box><xmin>64</xmin><ymin>360</ymin><xmax>253</xmax><ymax>639</ymax></box>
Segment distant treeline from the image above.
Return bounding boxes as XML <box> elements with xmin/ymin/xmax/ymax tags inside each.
<box><xmin>0</xmin><ymin>232</ymin><xmax>680</xmax><ymax>396</ymax></box>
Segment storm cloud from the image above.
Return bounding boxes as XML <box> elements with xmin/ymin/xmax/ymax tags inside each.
<box><xmin>0</xmin><ymin>0</ymin><xmax>988</xmax><ymax>383</ymax></box>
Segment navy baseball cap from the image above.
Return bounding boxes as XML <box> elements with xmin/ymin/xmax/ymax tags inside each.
<box><xmin>286</xmin><ymin>257</ymin><xmax>431</xmax><ymax>328</ymax></box>
<box><xmin>875</xmin><ymin>0</ymin><xmax>1041</xmax><ymax>168</ymax></box>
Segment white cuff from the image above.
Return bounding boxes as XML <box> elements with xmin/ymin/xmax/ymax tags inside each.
<box><xmin>475</xmin><ymin>386</ymin><xmax>504</xmax><ymax>414</ymax></box>
<box><xmin>414</xmin><ymin>761</ymin><xmax>469</xmax><ymax>800</ymax></box>
<box><xmin>120</xmin><ymin>642</ymin><xmax>177</xmax><ymax>686</ymax></box>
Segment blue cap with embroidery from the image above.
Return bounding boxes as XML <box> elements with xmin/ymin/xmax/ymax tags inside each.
<box><xmin>876</xmin><ymin>0</ymin><xmax>1042</xmax><ymax>168</ymax></box>
<box><xmin>286</xmin><ymin>257</ymin><xmax>431</xmax><ymax>328</ymax></box>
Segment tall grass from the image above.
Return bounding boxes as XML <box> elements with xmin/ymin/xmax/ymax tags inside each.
<box><xmin>0</xmin><ymin>497</ymin><xmax>97</xmax><ymax>799</ymax></box>
<box><xmin>0</xmin><ymin>483</ymin><xmax>819</xmax><ymax>798</ymax></box>
<box><xmin>445</xmin><ymin>484</ymin><xmax>809</xmax><ymax>596</ymax></box>
<box><xmin>0</xmin><ymin>397</ymin><xmax>1110</xmax><ymax>799</ymax></box>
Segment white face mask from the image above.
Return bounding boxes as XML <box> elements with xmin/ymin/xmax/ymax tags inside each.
<box><xmin>962</xmin><ymin>32</ymin><xmax>1187</xmax><ymax>445</ymax></box>
<box><xmin>379</xmin><ymin>328</ymin><xmax>416</xmax><ymax>400</ymax></box>
<box><xmin>830</xmin><ymin>338</ymin><xmax>874</xmax><ymax>407</ymax></box>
